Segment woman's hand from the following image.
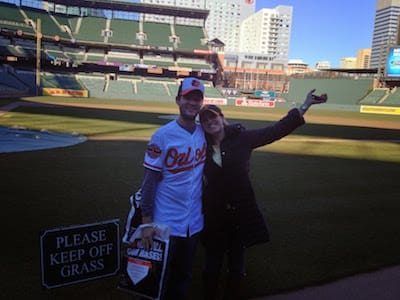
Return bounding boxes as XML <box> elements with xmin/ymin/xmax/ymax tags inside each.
<box><xmin>299</xmin><ymin>89</ymin><xmax>328</xmax><ymax>115</ymax></box>
<box><xmin>305</xmin><ymin>89</ymin><xmax>328</xmax><ymax>106</ymax></box>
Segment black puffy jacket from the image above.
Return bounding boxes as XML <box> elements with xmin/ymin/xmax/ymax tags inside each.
<box><xmin>202</xmin><ymin>108</ymin><xmax>305</xmax><ymax>248</ymax></box>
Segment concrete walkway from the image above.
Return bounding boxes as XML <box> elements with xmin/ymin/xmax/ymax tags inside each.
<box><xmin>252</xmin><ymin>265</ymin><xmax>400</xmax><ymax>300</ymax></box>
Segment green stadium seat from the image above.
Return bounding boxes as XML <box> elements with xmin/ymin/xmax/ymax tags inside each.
<box><xmin>0</xmin><ymin>68</ymin><xmax>35</xmax><ymax>94</ymax></box>
<box><xmin>174</xmin><ymin>24</ymin><xmax>208</xmax><ymax>51</ymax></box>
<box><xmin>45</xmin><ymin>49</ymin><xmax>69</xmax><ymax>60</ymax></box>
<box><xmin>51</xmin><ymin>13</ymin><xmax>73</xmax><ymax>37</ymax></box>
<box><xmin>176</xmin><ymin>57</ymin><xmax>211</xmax><ymax>70</ymax></box>
<box><xmin>85</xmin><ymin>49</ymin><xmax>105</xmax><ymax>63</ymax></box>
<box><xmin>108</xmin><ymin>18</ymin><xmax>140</xmax><ymax>45</ymax></box>
<box><xmin>359</xmin><ymin>88</ymin><xmax>387</xmax><ymax>105</ymax></box>
<box><xmin>79</xmin><ymin>75</ymin><xmax>136</xmax><ymax>100</ymax></box>
<box><xmin>142</xmin><ymin>22</ymin><xmax>173</xmax><ymax>49</ymax></box>
<box><xmin>381</xmin><ymin>88</ymin><xmax>400</xmax><ymax>106</ymax></box>
<box><xmin>135</xmin><ymin>80</ymin><xmax>172</xmax><ymax>101</ymax></box>
<box><xmin>288</xmin><ymin>78</ymin><xmax>374</xmax><ymax>107</ymax></box>
<box><xmin>0</xmin><ymin>3</ymin><xmax>35</xmax><ymax>34</ymax></box>
<box><xmin>41</xmin><ymin>73</ymin><xmax>83</xmax><ymax>90</ymax></box>
<box><xmin>78</xmin><ymin>75</ymin><xmax>107</xmax><ymax>98</ymax></box>
<box><xmin>106</xmin><ymin>80</ymin><xmax>135</xmax><ymax>99</ymax></box>
<box><xmin>63</xmin><ymin>47</ymin><xmax>86</xmax><ymax>64</ymax></box>
<box><xmin>205</xmin><ymin>86</ymin><xmax>223</xmax><ymax>98</ymax></box>
<box><xmin>107</xmin><ymin>50</ymin><xmax>140</xmax><ymax>65</ymax></box>
<box><xmin>22</xmin><ymin>7</ymin><xmax>70</xmax><ymax>39</ymax></box>
<box><xmin>73</xmin><ymin>16</ymin><xmax>106</xmax><ymax>43</ymax></box>
<box><xmin>142</xmin><ymin>54</ymin><xmax>175</xmax><ymax>68</ymax></box>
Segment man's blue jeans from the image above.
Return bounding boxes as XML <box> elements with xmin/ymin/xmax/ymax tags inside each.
<box><xmin>161</xmin><ymin>232</ymin><xmax>200</xmax><ymax>300</ymax></box>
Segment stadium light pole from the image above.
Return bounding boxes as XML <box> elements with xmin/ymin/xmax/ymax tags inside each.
<box><xmin>36</xmin><ymin>18</ymin><xmax>42</xmax><ymax>96</ymax></box>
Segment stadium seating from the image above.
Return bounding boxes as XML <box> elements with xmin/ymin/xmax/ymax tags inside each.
<box><xmin>143</xmin><ymin>22</ymin><xmax>173</xmax><ymax>49</ymax></box>
<box><xmin>0</xmin><ymin>67</ymin><xmax>35</xmax><ymax>95</ymax></box>
<box><xmin>0</xmin><ymin>2</ymin><xmax>209</xmax><ymax>52</ymax></box>
<box><xmin>51</xmin><ymin>12</ymin><xmax>72</xmax><ymax>37</ymax></box>
<box><xmin>0</xmin><ymin>3</ymin><xmax>35</xmax><ymax>34</ymax></box>
<box><xmin>45</xmin><ymin>48</ymin><xmax>70</xmax><ymax>61</ymax></box>
<box><xmin>359</xmin><ymin>88</ymin><xmax>387</xmax><ymax>105</ymax></box>
<box><xmin>62</xmin><ymin>46</ymin><xmax>86</xmax><ymax>63</ymax></box>
<box><xmin>77</xmin><ymin>75</ymin><xmax>107</xmax><ymax>98</ymax></box>
<box><xmin>11</xmin><ymin>44</ymin><xmax>50</xmax><ymax>60</ymax></box>
<box><xmin>135</xmin><ymin>80</ymin><xmax>174</xmax><ymax>101</ymax></box>
<box><xmin>106</xmin><ymin>50</ymin><xmax>141</xmax><ymax>65</ymax></box>
<box><xmin>22</xmin><ymin>7</ymin><xmax>70</xmax><ymax>40</ymax></box>
<box><xmin>0</xmin><ymin>2</ymin><xmax>212</xmax><ymax>70</ymax></box>
<box><xmin>205</xmin><ymin>85</ymin><xmax>223</xmax><ymax>98</ymax></box>
<box><xmin>142</xmin><ymin>53</ymin><xmax>175</xmax><ymax>68</ymax></box>
<box><xmin>174</xmin><ymin>24</ymin><xmax>208</xmax><ymax>51</ymax></box>
<box><xmin>287</xmin><ymin>78</ymin><xmax>374</xmax><ymax>106</ymax></box>
<box><xmin>72</xmin><ymin>16</ymin><xmax>107</xmax><ymax>43</ymax></box>
<box><xmin>0</xmin><ymin>44</ymin><xmax>24</xmax><ymax>57</ymax></box>
<box><xmin>105</xmin><ymin>79</ymin><xmax>135</xmax><ymax>100</ymax></box>
<box><xmin>0</xmin><ymin>44</ymin><xmax>14</xmax><ymax>57</ymax></box>
<box><xmin>78</xmin><ymin>75</ymin><xmax>137</xmax><ymax>100</ymax></box>
<box><xmin>0</xmin><ymin>2</ymin><xmax>218</xmax><ymax>101</ymax></box>
<box><xmin>15</xmin><ymin>70</ymin><xmax>35</xmax><ymax>88</ymax></box>
<box><xmin>41</xmin><ymin>72</ymin><xmax>84</xmax><ymax>90</ymax></box>
<box><xmin>85</xmin><ymin>48</ymin><xmax>106</xmax><ymax>63</ymax></box>
<box><xmin>108</xmin><ymin>18</ymin><xmax>140</xmax><ymax>45</ymax></box>
<box><xmin>381</xmin><ymin>88</ymin><xmax>400</xmax><ymax>106</ymax></box>
<box><xmin>75</xmin><ymin>74</ymin><xmax>223</xmax><ymax>102</ymax></box>
<box><xmin>176</xmin><ymin>56</ymin><xmax>211</xmax><ymax>70</ymax></box>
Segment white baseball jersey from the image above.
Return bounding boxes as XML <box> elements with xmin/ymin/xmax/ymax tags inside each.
<box><xmin>143</xmin><ymin>120</ymin><xmax>206</xmax><ymax>237</ymax></box>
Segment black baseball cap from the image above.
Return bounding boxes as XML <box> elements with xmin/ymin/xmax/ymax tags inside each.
<box><xmin>199</xmin><ymin>104</ymin><xmax>223</xmax><ymax>120</ymax></box>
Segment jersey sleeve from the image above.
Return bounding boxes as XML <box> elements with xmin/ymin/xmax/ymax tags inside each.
<box><xmin>143</xmin><ymin>131</ymin><xmax>165</xmax><ymax>172</ymax></box>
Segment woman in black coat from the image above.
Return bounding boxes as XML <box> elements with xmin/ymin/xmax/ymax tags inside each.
<box><xmin>199</xmin><ymin>90</ymin><xmax>327</xmax><ymax>300</ymax></box>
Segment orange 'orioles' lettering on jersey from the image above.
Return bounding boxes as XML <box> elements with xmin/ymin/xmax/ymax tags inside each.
<box><xmin>165</xmin><ymin>142</ymin><xmax>206</xmax><ymax>174</ymax></box>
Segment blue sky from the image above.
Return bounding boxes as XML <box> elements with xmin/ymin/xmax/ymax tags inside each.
<box><xmin>256</xmin><ymin>0</ymin><xmax>377</xmax><ymax>67</ymax></box>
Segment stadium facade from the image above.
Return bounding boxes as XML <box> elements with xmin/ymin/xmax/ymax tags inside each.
<box><xmin>141</xmin><ymin>1</ymin><xmax>291</xmax><ymax>68</ymax></box>
<box><xmin>3</xmin><ymin>0</ymin><xmax>399</xmax><ymax>107</ymax></box>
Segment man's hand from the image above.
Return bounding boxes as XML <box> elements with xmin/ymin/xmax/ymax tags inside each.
<box><xmin>141</xmin><ymin>225</ymin><xmax>155</xmax><ymax>251</ymax></box>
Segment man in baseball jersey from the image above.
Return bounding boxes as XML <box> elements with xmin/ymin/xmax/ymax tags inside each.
<box><xmin>140</xmin><ymin>77</ymin><xmax>206</xmax><ymax>299</ymax></box>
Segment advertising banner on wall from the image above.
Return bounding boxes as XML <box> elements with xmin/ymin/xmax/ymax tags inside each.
<box><xmin>42</xmin><ymin>88</ymin><xmax>88</xmax><ymax>97</ymax></box>
<box><xmin>235</xmin><ymin>98</ymin><xmax>275</xmax><ymax>108</ymax></box>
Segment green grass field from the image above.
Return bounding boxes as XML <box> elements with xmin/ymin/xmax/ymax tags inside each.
<box><xmin>1</xmin><ymin>96</ymin><xmax>400</xmax><ymax>299</ymax></box>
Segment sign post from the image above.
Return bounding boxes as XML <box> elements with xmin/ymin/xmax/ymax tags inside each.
<box><xmin>40</xmin><ymin>219</ymin><xmax>120</xmax><ymax>289</ymax></box>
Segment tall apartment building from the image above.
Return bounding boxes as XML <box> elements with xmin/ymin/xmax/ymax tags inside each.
<box><xmin>370</xmin><ymin>0</ymin><xmax>400</xmax><ymax>68</ymax></box>
<box><xmin>238</xmin><ymin>6</ymin><xmax>292</xmax><ymax>66</ymax></box>
<box><xmin>140</xmin><ymin>0</ymin><xmax>255</xmax><ymax>52</ymax></box>
<box><xmin>204</xmin><ymin>0</ymin><xmax>255</xmax><ymax>52</ymax></box>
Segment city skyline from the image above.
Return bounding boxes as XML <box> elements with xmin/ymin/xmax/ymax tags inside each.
<box><xmin>256</xmin><ymin>0</ymin><xmax>377</xmax><ymax>67</ymax></box>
